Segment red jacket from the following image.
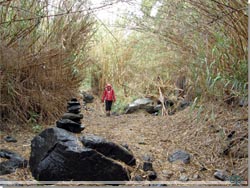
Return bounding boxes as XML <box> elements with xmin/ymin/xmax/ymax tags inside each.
<box><xmin>102</xmin><ymin>86</ymin><xmax>116</xmax><ymax>102</ymax></box>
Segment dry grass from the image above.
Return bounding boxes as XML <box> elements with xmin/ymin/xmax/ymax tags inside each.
<box><xmin>0</xmin><ymin>0</ymin><xmax>94</xmax><ymax>128</ymax></box>
<box><xmin>0</xmin><ymin>98</ymin><xmax>247</xmax><ymax>183</ymax></box>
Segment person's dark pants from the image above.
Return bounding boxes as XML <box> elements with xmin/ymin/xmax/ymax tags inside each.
<box><xmin>105</xmin><ymin>100</ymin><xmax>113</xmax><ymax>116</ymax></box>
<box><xmin>105</xmin><ymin>100</ymin><xmax>113</xmax><ymax>111</ymax></box>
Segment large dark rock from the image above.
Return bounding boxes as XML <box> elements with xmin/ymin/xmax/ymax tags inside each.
<box><xmin>81</xmin><ymin>134</ymin><xmax>136</xmax><ymax>166</ymax></box>
<box><xmin>168</xmin><ymin>150</ymin><xmax>191</xmax><ymax>164</ymax></box>
<box><xmin>29</xmin><ymin>128</ymin><xmax>130</xmax><ymax>181</ymax></box>
<box><xmin>82</xmin><ymin>92</ymin><xmax>94</xmax><ymax>103</ymax></box>
<box><xmin>0</xmin><ymin>149</ymin><xmax>27</xmax><ymax>175</ymax></box>
<box><xmin>56</xmin><ymin>119</ymin><xmax>85</xmax><ymax>133</ymax></box>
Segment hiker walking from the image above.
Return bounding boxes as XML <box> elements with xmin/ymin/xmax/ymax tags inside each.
<box><xmin>101</xmin><ymin>84</ymin><xmax>116</xmax><ymax>116</ymax></box>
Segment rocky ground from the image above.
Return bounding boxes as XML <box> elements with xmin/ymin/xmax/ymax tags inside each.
<box><xmin>0</xmin><ymin>98</ymin><xmax>248</xmax><ymax>185</ymax></box>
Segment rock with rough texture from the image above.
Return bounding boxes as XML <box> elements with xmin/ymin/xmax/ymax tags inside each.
<box><xmin>81</xmin><ymin>134</ymin><xmax>136</xmax><ymax>166</ymax></box>
<box><xmin>0</xmin><ymin>149</ymin><xmax>27</xmax><ymax>175</ymax></box>
<box><xmin>56</xmin><ymin>119</ymin><xmax>85</xmax><ymax>133</ymax></box>
<box><xmin>168</xmin><ymin>150</ymin><xmax>191</xmax><ymax>164</ymax></box>
<box><xmin>30</xmin><ymin>128</ymin><xmax>130</xmax><ymax>181</ymax></box>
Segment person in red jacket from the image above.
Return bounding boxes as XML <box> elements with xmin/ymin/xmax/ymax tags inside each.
<box><xmin>101</xmin><ymin>83</ymin><xmax>116</xmax><ymax>116</ymax></box>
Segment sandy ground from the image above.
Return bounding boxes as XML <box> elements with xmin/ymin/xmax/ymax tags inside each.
<box><xmin>0</xmin><ymin>99</ymin><xmax>248</xmax><ymax>184</ymax></box>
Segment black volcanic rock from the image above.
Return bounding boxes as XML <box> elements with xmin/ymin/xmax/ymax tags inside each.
<box><xmin>29</xmin><ymin>128</ymin><xmax>131</xmax><ymax>181</ymax></box>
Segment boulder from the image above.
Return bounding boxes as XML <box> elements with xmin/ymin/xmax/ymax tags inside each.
<box><xmin>29</xmin><ymin>128</ymin><xmax>131</xmax><ymax>181</ymax></box>
<box><xmin>81</xmin><ymin>134</ymin><xmax>136</xmax><ymax>166</ymax></box>
<box><xmin>168</xmin><ymin>150</ymin><xmax>191</xmax><ymax>164</ymax></box>
<box><xmin>124</xmin><ymin>104</ymin><xmax>139</xmax><ymax>114</ymax></box>
<box><xmin>133</xmin><ymin>98</ymin><xmax>153</xmax><ymax>106</ymax></box>
<box><xmin>125</xmin><ymin>98</ymin><xmax>153</xmax><ymax>114</ymax></box>
<box><xmin>0</xmin><ymin>149</ymin><xmax>27</xmax><ymax>175</ymax></box>
<box><xmin>56</xmin><ymin>119</ymin><xmax>85</xmax><ymax>133</ymax></box>
<box><xmin>82</xmin><ymin>92</ymin><xmax>94</xmax><ymax>103</ymax></box>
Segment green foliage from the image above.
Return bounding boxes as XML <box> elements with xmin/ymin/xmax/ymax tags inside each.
<box><xmin>141</xmin><ymin>0</ymin><xmax>157</xmax><ymax>15</ymax></box>
<box><xmin>112</xmin><ymin>100</ymin><xmax>127</xmax><ymax>114</ymax></box>
<box><xmin>27</xmin><ymin>111</ymin><xmax>42</xmax><ymax>133</ymax></box>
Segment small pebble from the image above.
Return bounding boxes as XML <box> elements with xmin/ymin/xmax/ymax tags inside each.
<box><xmin>147</xmin><ymin>171</ymin><xmax>157</xmax><ymax>181</ymax></box>
<box><xmin>214</xmin><ymin>170</ymin><xmax>228</xmax><ymax>181</ymax></box>
<box><xmin>179</xmin><ymin>175</ymin><xmax>189</xmax><ymax>181</ymax></box>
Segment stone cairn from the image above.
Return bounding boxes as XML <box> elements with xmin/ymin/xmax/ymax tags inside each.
<box><xmin>56</xmin><ymin>98</ymin><xmax>84</xmax><ymax>133</ymax></box>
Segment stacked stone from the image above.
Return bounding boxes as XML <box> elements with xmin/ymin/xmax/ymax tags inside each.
<box><xmin>56</xmin><ymin>98</ymin><xmax>85</xmax><ymax>133</ymax></box>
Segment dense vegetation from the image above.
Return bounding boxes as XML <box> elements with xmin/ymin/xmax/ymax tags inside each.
<box><xmin>0</xmin><ymin>0</ymin><xmax>248</xmax><ymax>128</ymax></box>
<box><xmin>91</xmin><ymin>0</ymin><xmax>247</xmax><ymax>102</ymax></box>
<box><xmin>0</xmin><ymin>0</ymin><xmax>94</xmax><ymax>127</ymax></box>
